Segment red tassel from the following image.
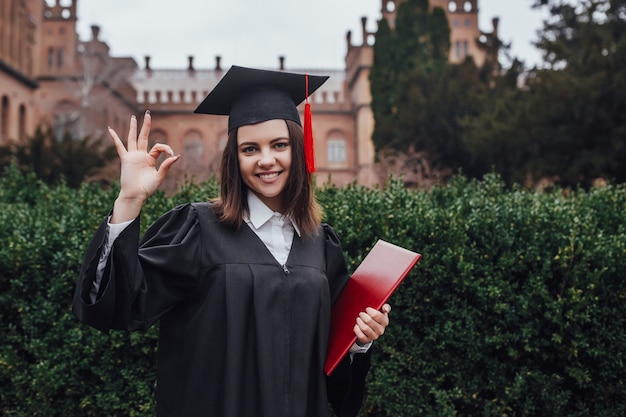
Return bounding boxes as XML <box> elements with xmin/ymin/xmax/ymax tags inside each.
<box><xmin>303</xmin><ymin>75</ymin><xmax>316</xmax><ymax>175</ymax></box>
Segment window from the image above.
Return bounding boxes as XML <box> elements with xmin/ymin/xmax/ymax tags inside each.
<box><xmin>150</xmin><ymin>129</ymin><xmax>168</xmax><ymax>147</ymax></box>
<box><xmin>448</xmin><ymin>1</ymin><xmax>457</xmax><ymax>13</ymax></box>
<box><xmin>57</xmin><ymin>48</ymin><xmax>64</xmax><ymax>68</ymax></box>
<box><xmin>384</xmin><ymin>1</ymin><xmax>396</xmax><ymax>13</ymax></box>
<box><xmin>53</xmin><ymin>101</ymin><xmax>80</xmax><ymax>140</ymax></box>
<box><xmin>183</xmin><ymin>130</ymin><xmax>205</xmax><ymax>172</ymax></box>
<box><xmin>464</xmin><ymin>1</ymin><xmax>473</xmax><ymax>12</ymax></box>
<box><xmin>48</xmin><ymin>47</ymin><xmax>55</xmax><ymax>68</ymax></box>
<box><xmin>18</xmin><ymin>105</ymin><xmax>26</xmax><ymax>141</ymax></box>
<box><xmin>327</xmin><ymin>139</ymin><xmax>346</xmax><ymax>164</ymax></box>
<box><xmin>455</xmin><ymin>40</ymin><xmax>469</xmax><ymax>60</ymax></box>
<box><xmin>1</xmin><ymin>96</ymin><xmax>9</xmax><ymax>139</ymax></box>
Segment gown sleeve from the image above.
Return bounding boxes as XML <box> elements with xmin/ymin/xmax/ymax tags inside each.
<box><xmin>322</xmin><ymin>224</ymin><xmax>373</xmax><ymax>417</ymax></box>
<box><xmin>72</xmin><ymin>204</ymin><xmax>202</xmax><ymax>332</ymax></box>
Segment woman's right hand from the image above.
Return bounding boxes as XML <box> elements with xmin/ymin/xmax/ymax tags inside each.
<box><xmin>108</xmin><ymin>111</ymin><xmax>180</xmax><ymax>223</ymax></box>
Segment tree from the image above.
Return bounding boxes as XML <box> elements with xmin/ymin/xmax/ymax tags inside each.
<box><xmin>0</xmin><ymin>126</ymin><xmax>117</xmax><ymax>188</ymax></box>
<box><xmin>524</xmin><ymin>0</ymin><xmax>626</xmax><ymax>186</ymax></box>
<box><xmin>371</xmin><ymin>0</ymin><xmax>452</xmax><ymax>155</ymax></box>
<box><xmin>370</xmin><ymin>17</ymin><xmax>399</xmax><ymax>151</ymax></box>
<box><xmin>371</xmin><ymin>0</ymin><xmax>489</xmax><ymax>176</ymax></box>
<box><xmin>461</xmin><ymin>0</ymin><xmax>626</xmax><ymax>188</ymax></box>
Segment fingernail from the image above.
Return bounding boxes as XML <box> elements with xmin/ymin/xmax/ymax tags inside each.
<box><xmin>131</xmin><ymin>115</ymin><xmax>136</xmax><ymax>120</ymax></box>
<box><xmin>107</xmin><ymin>126</ymin><xmax>112</xmax><ymax>130</ymax></box>
<box><xmin>146</xmin><ymin>109</ymin><xmax>151</xmax><ymax>115</ymax></box>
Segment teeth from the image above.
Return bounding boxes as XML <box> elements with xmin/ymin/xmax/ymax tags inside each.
<box><xmin>258</xmin><ymin>173</ymin><xmax>279</xmax><ymax>179</ymax></box>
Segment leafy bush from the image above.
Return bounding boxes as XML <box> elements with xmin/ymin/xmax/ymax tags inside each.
<box><xmin>1</xmin><ymin>164</ymin><xmax>625</xmax><ymax>416</ymax></box>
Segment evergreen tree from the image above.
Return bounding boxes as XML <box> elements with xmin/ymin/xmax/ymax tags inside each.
<box><xmin>370</xmin><ymin>1</ymin><xmax>452</xmax><ymax>150</ymax></box>
<box><xmin>370</xmin><ymin>17</ymin><xmax>399</xmax><ymax>151</ymax></box>
<box><xmin>524</xmin><ymin>0</ymin><xmax>626</xmax><ymax>186</ymax></box>
<box><xmin>0</xmin><ymin>126</ymin><xmax>117</xmax><ymax>188</ymax></box>
<box><xmin>462</xmin><ymin>0</ymin><xmax>625</xmax><ymax>187</ymax></box>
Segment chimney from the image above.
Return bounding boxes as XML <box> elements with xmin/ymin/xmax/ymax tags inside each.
<box><xmin>361</xmin><ymin>17</ymin><xmax>368</xmax><ymax>46</ymax></box>
<box><xmin>279</xmin><ymin>56</ymin><xmax>285</xmax><ymax>70</ymax></box>
<box><xmin>144</xmin><ymin>55</ymin><xmax>151</xmax><ymax>71</ymax></box>
<box><xmin>188</xmin><ymin>55</ymin><xmax>195</xmax><ymax>71</ymax></box>
<box><xmin>215</xmin><ymin>55</ymin><xmax>222</xmax><ymax>71</ymax></box>
<box><xmin>492</xmin><ymin>17</ymin><xmax>500</xmax><ymax>37</ymax></box>
<box><xmin>91</xmin><ymin>25</ymin><xmax>100</xmax><ymax>41</ymax></box>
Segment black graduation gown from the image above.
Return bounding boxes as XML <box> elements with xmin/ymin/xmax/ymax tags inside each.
<box><xmin>72</xmin><ymin>202</ymin><xmax>371</xmax><ymax>417</ymax></box>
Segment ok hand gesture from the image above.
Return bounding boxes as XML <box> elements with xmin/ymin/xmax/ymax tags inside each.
<box><xmin>108</xmin><ymin>111</ymin><xmax>180</xmax><ymax>223</ymax></box>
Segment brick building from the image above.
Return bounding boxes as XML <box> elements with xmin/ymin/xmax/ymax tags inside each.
<box><xmin>0</xmin><ymin>0</ymin><xmax>496</xmax><ymax>187</ymax></box>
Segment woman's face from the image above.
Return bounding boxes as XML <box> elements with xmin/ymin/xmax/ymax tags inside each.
<box><xmin>237</xmin><ymin>119</ymin><xmax>292</xmax><ymax>212</ymax></box>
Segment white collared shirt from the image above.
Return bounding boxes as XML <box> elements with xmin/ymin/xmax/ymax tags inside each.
<box><xmin>243</xmin><ymin>191</ymin><xmax>299</xmax><ymax>266</ymax></box>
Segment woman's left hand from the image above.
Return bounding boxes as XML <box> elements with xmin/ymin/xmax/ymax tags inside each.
<box><xmin>353</xmin><ymin>303</ymin><xmax>391</xmax><ymax>345</ymax></box>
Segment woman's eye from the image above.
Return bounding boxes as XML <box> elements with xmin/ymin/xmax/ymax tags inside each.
<box><xmin>242</xmin><ymin>146</ymin><xmax>257</xmax><ymax>153</ymax></box>
<box><xmin>275</xmin><ymin>142</ymin><xmax>289</xmax><ymax>150</ymax></box>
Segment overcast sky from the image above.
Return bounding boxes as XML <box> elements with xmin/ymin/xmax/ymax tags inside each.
<box><xmin>74</xmin><ymin>0</ymin><xmax>549</xmax><ymax>70</ymax></box>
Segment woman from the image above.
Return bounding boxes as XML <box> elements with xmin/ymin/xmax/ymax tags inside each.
<box><xmin>73</xmin><ymin>66</ymin><xmax>390</xmax><ymax>417</ymax></box>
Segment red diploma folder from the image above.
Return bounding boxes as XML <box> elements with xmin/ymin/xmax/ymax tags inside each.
<box><xmin>324</xmin><ymin>239</ymin><xmax>422</xmax><ymax>375</ymax></box>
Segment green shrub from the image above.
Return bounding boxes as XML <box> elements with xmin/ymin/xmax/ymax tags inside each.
<box><xmin>1</xmin><ymin>164</ymin><xmax>625</xmax><ymax>416</ymax></box>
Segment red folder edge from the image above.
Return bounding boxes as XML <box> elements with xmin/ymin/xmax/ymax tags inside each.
<box><xmin>324</xmin><ymin>239</ymin><xmax>422</xmax><ymax>375</ymax></box>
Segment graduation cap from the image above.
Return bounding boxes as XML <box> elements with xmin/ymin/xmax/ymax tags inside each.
<box><xmin>194</xmin><ymin>65</ymin><xmax>329</xmax><ymax>174</ymax></box>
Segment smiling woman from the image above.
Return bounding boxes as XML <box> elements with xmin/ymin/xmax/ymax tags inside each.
<box><xmin>72</xmin><ymin>65</ymin><xmax>392</xmax><ymax>417</ymax></box>
<box><xmin>236</xmin><ymin>120</ymin><xmax>292</xmax><ymax>212</ymax></box>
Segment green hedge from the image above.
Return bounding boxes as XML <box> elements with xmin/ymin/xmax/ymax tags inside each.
<box><xmin>1</xmin><ymin>164</ymin><xmax>625</xmax><ymax>416</ymax></box>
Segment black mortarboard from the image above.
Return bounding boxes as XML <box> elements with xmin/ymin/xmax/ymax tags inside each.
<box><xmin>194</xmin><ymin>65</ymin><xmax>328</xmax><ymax>131</ymax></box>
<box><xmin>194</xmin><ymin>65</ymin><xmax>329</xmax><ymax>174</ymax></box>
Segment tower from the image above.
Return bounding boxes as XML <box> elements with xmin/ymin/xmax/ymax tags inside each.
<box><xmin>39</xmin><ymin>0</ymin><xmax>79</xmax><ymax>77</ymax></box>
<box><xmin>431</xmin><ymin>0</ymin><xmax>485</xmax><ymax>65</ymax></box>
<box><xmin>379</xmin><ymin>0</ymin><xmax>488</xmax><ymax>66</ymax></box>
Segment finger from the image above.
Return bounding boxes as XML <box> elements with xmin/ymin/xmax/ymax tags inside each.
<box><xmin>365</xmin><ymin>307</ymin><xmax>390</xmax><ymax>327</ymax></box>
<box><xmin>157</xmin><ymin>154</ymin><xmax>181</xmax><ymax>178</ymax></box>
<box><xmin>353</xmin><ymin>324</ymin><xmax>369</xmax><ymax>344</ymax></box>
<box><xmin>107</xmin><ymin>126</ymin><xmax>127</xmax><ymax>157</ymax></box>
<box><xmin>127</xmin><ymin>115</ymin><xmax>138</xmax><ymax>152</ymax></box>
<box><xmin>137</xmin><ymin>110</ymin><xmax>151</xmax><ymax>151</ymax></box>
<box><xmin>147</xmin><ymin>143</ymin><xmax>175</xmax><ymax>160</ymax></box>
<box><xmin>382</xmin><ymin>304</ymin><xmax>392</xmax><ymax>314</ymax></box>
<box><xmin>355</xmin><ymin>316</ymin><xmax>383</xmax><ymax>341</ymax></box>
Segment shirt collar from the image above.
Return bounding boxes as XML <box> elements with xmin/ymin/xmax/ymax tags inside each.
<box><xmin>245</xmin><ymin>192</ymin><xmax>301</xmax><ymax>237</ymax></box>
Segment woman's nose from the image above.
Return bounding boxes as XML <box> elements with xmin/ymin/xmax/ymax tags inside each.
<box><xmin>258</xmin><ymin>150</ymin><xmax>276</xmax><ymax>166</ymax></box>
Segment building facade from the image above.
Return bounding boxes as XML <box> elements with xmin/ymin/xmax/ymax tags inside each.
<box><xmin>0</xmin><ymin>0</ymin><xmax>496</xmax><ymax>187</ymax></box>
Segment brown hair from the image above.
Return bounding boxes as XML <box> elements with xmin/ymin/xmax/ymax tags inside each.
<box><xmin>211</xmin><ymin>119</ymin><xmax>322</xmax><ymax>235</ymax></box>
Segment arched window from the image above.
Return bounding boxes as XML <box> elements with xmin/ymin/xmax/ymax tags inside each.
<box><xmin>327</xmin><ymin>132</ymin><xmax>347</xmax><ymax>165</ymax></box>
<box><xmin>217</xmin><ymin>131</ymin><xmax>228</xmax><ymax>152</ymax></box>
<box><xmin>1</xmin><ymin>96</ymin><xmax>9</xmax><ymax>140</ymax></box>
<box><xmin>455</xmin><ymin>40</ymin><xmax>469</xmax><ymax>60</ymax></box>
<box><xmin>53</xmin><ymin>100</ymin><xmax>80</xmax><ymax>140</ymax></box>
<box><xmin>183</xmin><ymin>129</ymin><xmax>205</xmax><ymax>173</ymax></box>
<box><xmin>149</xmin><ymin>129</ymin><xmax>169</xmax><ymax>147</ymax></box>
<box><xmin>48</xmin><ymin>47</ymin><xmax>55</xmax><ymax>68</ymax></box>
<box><xmin>18</xmin><ymin>104</ymin><xmax>26</xmax><ymax>141</ymax></box>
